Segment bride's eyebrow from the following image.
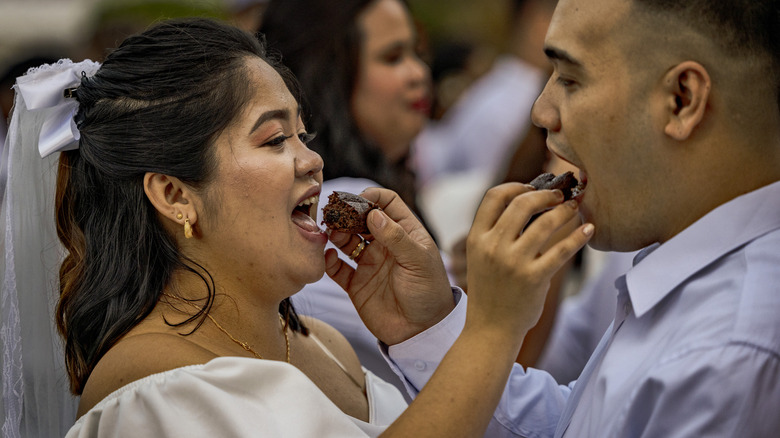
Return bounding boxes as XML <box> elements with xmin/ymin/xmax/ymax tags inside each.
<box><xmin>248</xmin><ymin>106</ymin><xmax>302</xmax><ymax>135</ymax></box>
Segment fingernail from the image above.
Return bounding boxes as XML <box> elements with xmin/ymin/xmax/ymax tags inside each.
<box><xmin>566</xmin><ymin>200</ymin><xmax>578</xmax><ymax>209</ymax></box>
<box><xmin>371</xmin><ymin>209</ymin><xmax>385</xmax><ymax>229</ymax></box>
<box><xmin>553</xmin><ymin>189</ymin><xmax>564</xmax><ymax>200</ymax></box>
<box><xmin>582</xmin><ymin>223</ymin><xmax>595</xmax><ymax>236</ymax></box>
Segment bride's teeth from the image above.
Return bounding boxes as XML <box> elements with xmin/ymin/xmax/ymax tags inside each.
<box><xmin>297</xmin><ymin>195</ymin><xmax>319</xmax><ymax>207</ymax></box>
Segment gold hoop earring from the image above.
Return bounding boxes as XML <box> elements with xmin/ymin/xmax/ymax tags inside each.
<box><xmin>184</xmin><ymin>218</ymin><xmax>193</xmax><ymax>239</ymax></box>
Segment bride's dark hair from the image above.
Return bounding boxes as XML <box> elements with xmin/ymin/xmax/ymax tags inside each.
<box><xmin>56</xmin><ymin>18</ymin><xmax>307</xmax><ymax>395</ymax></box>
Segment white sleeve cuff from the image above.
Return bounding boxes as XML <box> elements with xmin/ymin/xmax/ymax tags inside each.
<box><xmin>379</xmin><ymin>288</ymin><xmax>467</xmax><ymax>397</ymax></box>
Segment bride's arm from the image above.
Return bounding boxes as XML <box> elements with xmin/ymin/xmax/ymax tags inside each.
<box><xmin>326</xmin><ymin>185</ymin><xmax>592</xmax><ymax>437</ymax></box>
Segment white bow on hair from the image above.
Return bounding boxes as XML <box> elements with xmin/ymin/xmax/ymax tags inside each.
<box><xmin>15</xmin><ymin>59</ymin><xmax>101</xmax><ymax>158</ymax></box>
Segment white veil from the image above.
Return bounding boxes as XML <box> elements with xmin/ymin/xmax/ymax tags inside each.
<box><xmin>1</xmin><ymin>59</ymin><xmax>100</xmax><ymax>438</ymax></box>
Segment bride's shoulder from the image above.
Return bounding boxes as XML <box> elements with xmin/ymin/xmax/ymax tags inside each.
<box><xmin>77</xmin><ymin>330</ymin><xmax>217</xmax><ymax>417</ymax></box>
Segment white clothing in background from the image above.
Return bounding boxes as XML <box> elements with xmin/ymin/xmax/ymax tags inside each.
<box><xmin>412</xmin><ymin>56</ymin><xmax>545</xmax><ymax>190</ymax></box>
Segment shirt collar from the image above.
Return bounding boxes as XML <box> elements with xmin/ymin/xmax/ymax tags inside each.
<box><xmin>625</xmin><ymin>180</ymin><xmax>780</xmax><ymax>317</ymax></box>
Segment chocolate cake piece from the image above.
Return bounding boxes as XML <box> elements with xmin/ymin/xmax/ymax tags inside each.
<box><xmin>529</xmin><ymin>171</ymin><xmax>581</xmax><ymax>201</ymax></box>
<box><xmin>524</xmin><ymin>171</ymin><xmax>584</xmax><ymax>229</ymax></box>
<box><xmin>321</xmin><ymin>191</ymin><xmax>378</xmax><ymax>234</ymax></box>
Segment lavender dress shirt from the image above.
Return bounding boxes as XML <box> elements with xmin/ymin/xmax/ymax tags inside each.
<box><xmin>385</xmin><ymin>180</ymin><xmax>780</xmax><ymax>437</ymax></box>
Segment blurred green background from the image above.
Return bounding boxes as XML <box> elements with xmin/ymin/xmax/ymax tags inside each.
<box><xmin>0</xmin><ymin>0</ymin><xmax>513</xmax><ymax>71</ymax></box>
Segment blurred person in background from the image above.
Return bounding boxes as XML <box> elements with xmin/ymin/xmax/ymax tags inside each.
<box><xmin>259</xmin><ymin>0</ymin><xmax>432</xmax><ymax>399</ymax></box>
<box><xmin>414</xmin><ymin>0</ymin><xmax>558</xmax><ymax>282</ymax></box>
<box><xmin>412</xmin><ymin>0</ymin><xmax>558</xmax><ymax>195</ymax></box>
<box><xmin>415</xmin><ymin>0</ymin><xmax>572</xmax><ymax>369</ymax></box>
<box><xmin>425</xmin><ymin>40</ymin><xmax>494</xmax><ymax>121</ymax></box>
<box><xmin>224</xmin><ymin>0</ymin><xmax>269</xmax><ymax>31</ymax></box>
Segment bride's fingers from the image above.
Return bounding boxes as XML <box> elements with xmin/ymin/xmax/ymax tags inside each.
<box><xmin>516</xmin><ymin>199</ymin><xmax>582</xmax><ymax>255</ymax></box>
<box><xmin>470</xmin><ymin>183</ymin><xmax>534</xmax><ymax>235</ymax></box>
<box><xmin>494</xmin><ymin>189</ymin><xmax>566</xmax><ymax>240</ymax></box>
<box><xmin>535</xmin><ymin>222</ymin><xmax>594</xmax><ymax>268</ymax></box>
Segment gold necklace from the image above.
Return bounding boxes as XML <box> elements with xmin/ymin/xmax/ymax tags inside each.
<box><xmin>162</xmin><ymin>293</ymin><xmax>290</xmax><ymax>363</ymax></box>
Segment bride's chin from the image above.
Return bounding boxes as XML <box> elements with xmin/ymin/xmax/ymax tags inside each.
<box><xmin>302</xmin><ymin>259</ymin><xmax>327</xmax><ymax>282</ymax></box>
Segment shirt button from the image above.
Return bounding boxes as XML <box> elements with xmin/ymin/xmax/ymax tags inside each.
<box><xmin>414</xmin><ymin>360</ymin><xmax>426</xmax><ymax>371</ymax></box>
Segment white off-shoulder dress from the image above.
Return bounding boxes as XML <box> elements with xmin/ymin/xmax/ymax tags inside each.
<box><xmin>66</xmin><ymin>356</ymin><xmax>408</xmax><ymax>437</ymax></box>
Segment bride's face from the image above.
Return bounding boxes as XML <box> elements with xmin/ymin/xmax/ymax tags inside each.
<box><xmin>197</xmin><ymin>57</ymin><xmax>327</xmax><ymax>295</ymax></box>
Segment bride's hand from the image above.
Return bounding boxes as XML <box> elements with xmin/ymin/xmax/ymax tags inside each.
<box><xmin>464</xmin><ymin>183</ymin><xmax>593</xmax><ymax>341</ymax></box>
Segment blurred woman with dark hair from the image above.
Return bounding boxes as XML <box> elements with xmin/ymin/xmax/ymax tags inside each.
<box><xmin>260</xmin><ymin>0</ymin><xmax>429</xmax><ymax>215</ymax></box>
<box><xmin>260</xmin><ymin>0</ymin><xmax>433</xmax><ymax>394</ymax></box>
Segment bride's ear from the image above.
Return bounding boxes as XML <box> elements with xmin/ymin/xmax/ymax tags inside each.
<box><xmin>143</xmin><ymin>172</ymin><xmax>198</xmax><ymax>230</ymax></box>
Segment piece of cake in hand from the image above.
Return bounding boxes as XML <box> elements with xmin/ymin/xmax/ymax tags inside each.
<box><xmin>524</xmin><ymin>171</ymin><xmax>585</xmax><ymax>229</ymax></box>
<box><xmin>321</xmin><ymin>191</ymin><xmax>379</xmax><ymax>234</ymax></box>
<box><xmin>528</xmin><ymin>171</ymin><xmax>583</xmax><ymax>201</ymax></box>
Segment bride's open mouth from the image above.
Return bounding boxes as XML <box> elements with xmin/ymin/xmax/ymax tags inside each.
<box><xmin>291</xmin><ymin>195</ymin><xmax>321</xmax><ymax>233</ymax></box>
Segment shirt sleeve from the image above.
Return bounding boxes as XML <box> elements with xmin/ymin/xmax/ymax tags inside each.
<box><xmin>380</xmin><ymin>288</ymin><xmax>468</xmax><ymax>397</ymax></box>
<box><xmin>381</xmin><ymin>289</ymin><xmax>572</xmax><ymax>438</ymax></box>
